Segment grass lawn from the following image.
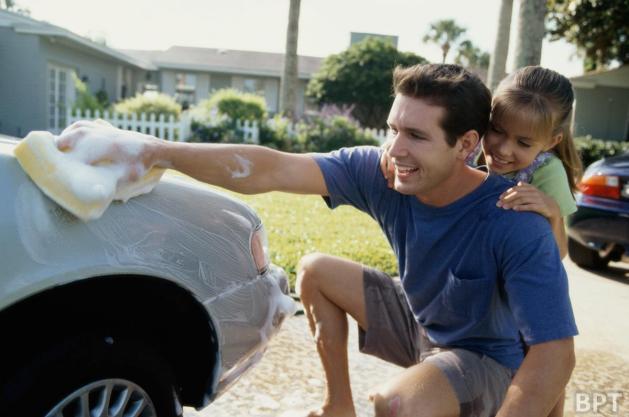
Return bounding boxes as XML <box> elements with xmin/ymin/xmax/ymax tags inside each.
<box><xmin>235</xmin><ymin>191</ymin><xmax>398</xmax><ymax>286</ymax></box>
<box><xmin>170</xmin><ymin>170</ymin><xmax>399</xmax><ymax>287</ymax></box>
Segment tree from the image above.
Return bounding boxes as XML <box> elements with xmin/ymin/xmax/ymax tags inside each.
<box><xmin>306</xmin><ymin>38</ymin><xmax>427</xmax><ymax>128</ymax></box>
<box><xmin>423</xmin><ymin>19</ymin><xmax>466</xmax><ymax>63</ymax></box>
<box><xmin>279</xmin><ymin>0</ymin><xmax>301</xmax><ymax>119</ymax></box>
<box><xmin>548</xmin><ymin>0</ymin><xmax>629</xmax><ymax>71</ymax></box>
<box><xmin>514</xmin><ymin>0</ymin><xmax>547</xmax><ymax>68</ymax></box>
<box><xmin>487</xmin><ymin>0</ymin><xmax>514</xmax><ymax>90</ymax></box>
<box><xmin>455</xmin><ymin>40</ymin><xmax>490</xmax><ymax>70</ymax></box>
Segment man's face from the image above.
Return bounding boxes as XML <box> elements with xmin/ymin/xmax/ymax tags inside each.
<box><xmin>387</xmin><ymin>94</ymin><xmax>461</xmax><ymax>201</ymax></box>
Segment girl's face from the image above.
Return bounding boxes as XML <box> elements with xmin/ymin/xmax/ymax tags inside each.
<box><xmin>482</xmin><ymin>115</ymin><xmax>554</xmax><ymax>175</ymax></box>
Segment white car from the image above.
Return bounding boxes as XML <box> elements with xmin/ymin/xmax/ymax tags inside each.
<box><xmin>0</xmin><ymin>136</ymin><xmax>294</xmax><ymax>417</ymax></box>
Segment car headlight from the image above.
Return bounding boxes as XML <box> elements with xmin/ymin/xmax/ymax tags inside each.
<box><xmin>251</xmin><ymin>224</ymin><xmax>270</xmax><ymax>274</ymax></box>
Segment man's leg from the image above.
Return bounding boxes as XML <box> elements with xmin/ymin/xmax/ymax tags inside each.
<box><xmin>297</xmin><ymin>253</ymin><xmax>368</xmax><ymax>417</ymax></box>
<box><xmin>369</xmin><ymin>362</ymin><xmax>460</xmax><ymax>417</ymax></box>
<box><xmin>547</xmin><ymin>390</ymin><xmax>565</xmax><ymax>417</ymax></box>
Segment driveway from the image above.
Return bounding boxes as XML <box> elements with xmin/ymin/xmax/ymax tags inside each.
<box><xmin>186</xmin><ymin>259</ymin><xmax>629</xmax><ymax>417</ymax></box>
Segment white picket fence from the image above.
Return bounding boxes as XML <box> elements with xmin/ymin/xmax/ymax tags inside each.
<box><xmin>66</xmin><ymin>110</ymin><xmax>389</xmax><ymax>145</ymax></box>
<box><xmin>67</xmin><ymin>109</ymin><xmax>192</xmax><ymax>142</ymax></box>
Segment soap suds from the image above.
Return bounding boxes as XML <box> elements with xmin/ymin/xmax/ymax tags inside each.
<box><xmin>17</xmin><ymin>131</ymin><xmax>163</xmax><ymax>221</ymax></box>
<box><xmin>230</xmin><ymin>154</ymin><xmax>253</xmax><ymax>179</ymax></box>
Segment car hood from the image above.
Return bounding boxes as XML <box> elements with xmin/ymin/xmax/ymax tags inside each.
<box><xmin>0</xmin><ymin>138</ymin><xmax>263</xmax><ymax>309</ymax></box>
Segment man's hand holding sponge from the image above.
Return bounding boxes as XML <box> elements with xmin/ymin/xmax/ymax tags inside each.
<box><xmin>14</xmin><ymin>120</ymin><xmax>165</xmax><ymax>222</ymax></box>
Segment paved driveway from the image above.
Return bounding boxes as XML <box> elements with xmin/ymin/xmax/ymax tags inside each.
<box><xmin>186</xmin><ymin>259</ymin><xmax>629</xmax><ymax>417</ymax></box>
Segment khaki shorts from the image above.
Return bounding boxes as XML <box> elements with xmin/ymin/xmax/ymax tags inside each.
<box><xmin>359</xmin><ymin>267</ymin><xmax>515</xmax><ymax>417</ymax></box>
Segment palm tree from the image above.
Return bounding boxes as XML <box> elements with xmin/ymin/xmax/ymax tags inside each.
<box><xmin>487</xmin><ymin>0</ymin><xmax>513</xmax><ymax>90</ymax></box>
<box><xmin>455</xmin><ymin>40</ymin><xmax>490</xmax><ymax>69</ymax></box>
<box><xmin>279</xmin><ymin>0</ymin><xmax>301</xmax><ymax>119</ymax></box>
<box><xmin>423</xmin><ymin>19</ymin><xmax>466</xmax><ymax>63</ymax></box>
<box><xmin>514</xmin><ymin>0</ymin><xmax>547</xmax><ymax>68</ymax></box>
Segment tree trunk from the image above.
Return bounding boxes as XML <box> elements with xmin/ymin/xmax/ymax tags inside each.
<box><xmin>280</xmin><ymin>0</ymin><xmax>301</xmax><ymax>120</ymax></box>
<box><xmin>514</xmin><ymin>0</ymin><xmax>546</xmax><ymax>68</ymax></box>
<box><xmin>442</xmin><ymin>43</ymin><xmax>449</xmax><ymax>63</ymax></box>
<box><xmin>487</xmin><ymin>0</ymin><xmax>513</xmax><ymax>90</ymax></box>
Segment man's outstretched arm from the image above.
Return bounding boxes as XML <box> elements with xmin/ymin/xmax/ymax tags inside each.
<box><xmin>496</xmin><ymin>337</ymin><xmax>575</xmax><ymax>416</ymax></box>
<box><xmin>155</xmin><ymin>141</ymin><xmax>327</xmax><ymax>195</ymax></box>
<box><xmin>57</xmin><ymin>121</ymin><xmax>328</xmax><ymax>196</ymax></box>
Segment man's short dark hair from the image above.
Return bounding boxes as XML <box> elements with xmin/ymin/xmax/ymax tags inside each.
<box><xmin>393</xmin><ymin>64</ymin><xmax>491</xmax><ymax>147</ymax></box>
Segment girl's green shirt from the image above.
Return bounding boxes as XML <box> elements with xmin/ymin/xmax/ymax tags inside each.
<box><xmin>528</xmin><ymin>155</ymin><xmax>577</xmax><ymax>217</ymax></box>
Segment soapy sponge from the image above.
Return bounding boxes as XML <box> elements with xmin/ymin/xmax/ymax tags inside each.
<box><xmin>14</xmin><ymin>131</ymin><xmax>164</xmax><ymax>221</ymax></box>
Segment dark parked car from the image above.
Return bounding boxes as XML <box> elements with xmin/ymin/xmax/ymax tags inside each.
<box><xmin>568</xmin><ymin>152</ymin><xmax>629</xmax><ymax>269</ymax></box>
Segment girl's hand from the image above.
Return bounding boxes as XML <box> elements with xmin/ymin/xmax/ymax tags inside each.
<box><xmin>379</xmin><ymin>141</ymin><xmax>395</xmax><ymax>189</ymax></box>
<box><xmin>497</xmin><ymin>182</ymin><xmax>561</xmax><ymax>220</ymax></box>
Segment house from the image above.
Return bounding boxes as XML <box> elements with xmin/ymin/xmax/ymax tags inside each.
<box><xmin>0</xmin><ymin>10</ymin><xmax>324</xmax><ymax>138</ymax></box>
<box><xmin>122</xmin><ymin>46</ymin><xmax>323</xmax><ymax>115</ymax></box>
<box><xmin>570</xmin><ymin>65</ymin><xmax>629</xmax><ymax>141</ymax></box>
<box><xmin>0</xmin><ymin>9</ymin><xmax>155</xmax><ymax>137</ymax></box>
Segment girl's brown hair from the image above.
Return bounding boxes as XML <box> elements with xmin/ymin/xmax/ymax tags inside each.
<box><xmin>492</xmin><ymin>66</ymin><xmax>583</xmax><ymax>192</ymax></box>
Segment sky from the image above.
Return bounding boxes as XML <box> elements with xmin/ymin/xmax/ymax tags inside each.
<box><xmin>16</xmin><ymin>0</ymin><xmax>585</xmax><ymax>77</ymax></box>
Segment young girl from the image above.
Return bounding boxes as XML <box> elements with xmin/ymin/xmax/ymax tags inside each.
<box><xmin>381</xmin><ymin>65</ymin><xmax>582</xmax><ymax>416</ymax></box>
<box><xmin>476</xmin><ymin>65</ymin><xmax>582</xmax><ymax>259</ymax></box>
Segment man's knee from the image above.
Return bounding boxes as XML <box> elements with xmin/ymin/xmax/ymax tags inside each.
<box><xmin>371</xmin><ymin>390</ymin><xmax>459</xmax><ymax>417</ymax></box>
<box><xmin>296</xmin><ymin>252</ymin><xmax>330</xmax><ymax>297</ymax></box>
<box><xmin>368</xmin><ymin>363</ymin><xmax>461</xmax><ymax>417</ymax></box>
<box><xmin>371</xmin><ymin>392</ymin><xmax>403</xmax><ymax>417</ymax></box>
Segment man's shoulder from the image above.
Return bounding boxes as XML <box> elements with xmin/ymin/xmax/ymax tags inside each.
<box><xmin>480</xmin><ymin>175</ymin><xmax>553</xmax><ymax>238</ymax></box>
<box><xmin>312</xmin><ymin>145</ymin><xmax>381</xmax><ymax>170</ymax></box>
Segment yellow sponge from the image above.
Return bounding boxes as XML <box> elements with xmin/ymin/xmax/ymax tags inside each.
<box><xmin>14</xmin><ymin>131</ymin><xmax>164</xmax><ymax>222</ymax></box>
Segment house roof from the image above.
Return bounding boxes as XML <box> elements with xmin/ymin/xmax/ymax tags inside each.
<box><xmin>122</xmin><ymin>46</ymin><xmax>323</xmax><ymax>79</ymax></box>
<box><xmin>0</xmin><ymin>9</ymin><xmax>156</xmax><ymax>70</ymax></box>
<box><xmin>570</xmin><ymin>65</ymin><xmax>629</xmax><ymax>89</ymax></box>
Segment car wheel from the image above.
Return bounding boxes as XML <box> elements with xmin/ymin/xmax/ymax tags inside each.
<box><xmin>568</xmin><ymin>237</ymin><xmax>609</xmax><ymax>270</ymax></box>
<box><xmin>0</xmin><ymin>334</ymin><xmax>182</xmax><ymax>417</ymax></box>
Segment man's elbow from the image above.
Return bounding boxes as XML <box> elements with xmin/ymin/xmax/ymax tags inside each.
<box><xmin>532</xmin><ymin>337</ymin><xmax>576</xmax><ymax>376</ymax></box>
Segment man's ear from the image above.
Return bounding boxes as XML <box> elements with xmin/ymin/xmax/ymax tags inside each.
<box><xmin>456</xmin><ymin>130</ymin><xmax>480</xmax><ymax>160</ymax></box>
<box><xmin>545</xmin><ymin>132</ymin><xmax>563</xmax><ymax>151</ymax></box>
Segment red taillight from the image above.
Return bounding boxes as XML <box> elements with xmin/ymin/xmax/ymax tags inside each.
<box><xmin>578</xmin><ymin>174</ymin><xmax>620</xmax><ymax>199</ymax></box>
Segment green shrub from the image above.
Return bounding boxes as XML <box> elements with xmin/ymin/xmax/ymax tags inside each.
<box><xmin>297</xmin><ymin>115</ymin><xmax>379</xmax><ymax>152</ymax></box>
<box><xmin>575</xmin><ymin>136</ymin><xmax>629</xmax><ymax>169</ymax></box>
<box><xmin>189</xmin><ymin>89</ymin><xmax>267</xmax><ymax>143</ymax></box>
<box><xmin>114</xmin><ymin>93</ymin><xmax>181</xmax><ymax>118</ymax></box>
<box><xmin>259</xmin><ymin>115</ymin><xmax>300</xmax><ymax>151</ymax></box>
<box><xmin>190</xmin><ymin>118</ymin><xmax>246</xmax><ymax>144</ymax></box>
<box><xmin>202</xmin><ymin>88</ymin><xmax>267</xmax><ymax>122</ymax></box>
<box><xmin>72</xmin><ymin>74</ymin><xmax>106</xmax><ymax>114</ymax></box>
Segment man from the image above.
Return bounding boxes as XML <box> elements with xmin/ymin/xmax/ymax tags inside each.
<box><xmin>57</xmin><ymin>64</ymin><xmax>577</xmax><ymax>417</ymax></box>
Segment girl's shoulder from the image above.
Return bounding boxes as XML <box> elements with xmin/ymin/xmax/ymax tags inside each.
<box><xmin>530</xmin><ymin>154</ymin><xmax>565</xmax><ymax>186</ymax></box>
<box><xmin>530</xmin><ymin>154</ymin><xmax>577</xmax><ymax>217</ymax></box>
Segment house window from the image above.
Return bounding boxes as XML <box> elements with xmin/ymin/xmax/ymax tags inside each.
<box><xmin>243</xmin><ymin>78</ymin><xmax>264</xmax><ymax>95</ymax></box>
<box><xmin>48</xmin><ymin>64</ymin><xmax>72</xmax><ymax>132</ymax></box>
<box><xmin>175</xmin><ymin>73</ymin><xmax>197</xmax><ymax>108</ymax></box>
<box><xmin>176</xmin><ymin>73</ymin><xmax>196</xmax><ymax>90</ymax></box>
<box><xmin>209</xmin><ymin>74</ymin><xmax>231</xmax><ymax>93</ymax></box>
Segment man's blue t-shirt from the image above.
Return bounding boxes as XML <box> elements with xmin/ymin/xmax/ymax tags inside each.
<box><xmin>313</xmin><ymin>146</ymin><xmax>578</xmax><ymax>370</ymax></box>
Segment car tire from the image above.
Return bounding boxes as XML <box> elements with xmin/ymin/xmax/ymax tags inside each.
<box><xmin>0</xmin><ymin>333</ymin><xmax>182</xmax><ymax>417</ymax></box>
<box><xmin>568</xmin><ymin>237</ymin><xmax>609</xmax><ymax>270</ymax></box>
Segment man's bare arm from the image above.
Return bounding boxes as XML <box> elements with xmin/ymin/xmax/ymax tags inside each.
<box><xmin>57</xmin><ymin>121</ymin><xmax>328</xmax><ymax>196</ymax></box>
<box><xmin>496</xmin><ymin>338</ymin><xmax>575</xmax><ymax>416</ymax></box>
<box><xmin>153</xmin><ymin>141</ymin><xmax>328</xmax><ymax>195</ymax></box>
